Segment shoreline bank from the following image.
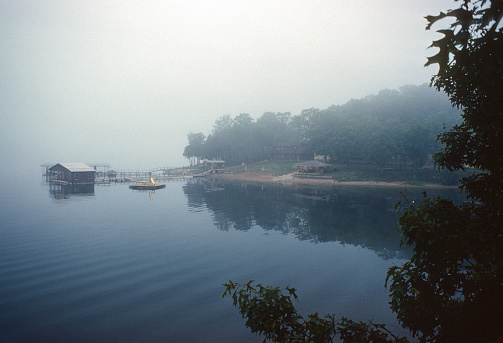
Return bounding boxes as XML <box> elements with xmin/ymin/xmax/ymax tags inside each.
<box><xmin>208</xmin><ymin>171</ymin><xmax>458</xmax><ymax>189</ymax></box>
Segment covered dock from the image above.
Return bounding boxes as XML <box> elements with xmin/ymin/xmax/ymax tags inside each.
<box><xmin>294</xmin><ymin>160</ymin><xmax>335</xmax><ymax>174</ymax></box>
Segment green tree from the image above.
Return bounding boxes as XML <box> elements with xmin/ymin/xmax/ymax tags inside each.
<box><xmin>386</xmin><ymin>1</ymin><xmax>503</xmax><ymax>342</ymax></box>
<box><xmin>290</xmin><ymin>108</ymin><xmax>320</xmax><ymax>142</ymax></box>
<box><xmin>231</xmin><ymin>113</ymin><xmax>261</xmax><ymax>163</ymax></box>
<box><xmin>256</xmin><ymin>112</ymin><xmax>295</xmax><ymax>144</ymax></box>
<box><xmin>223</xmin><ymin>281</ymin><xmax>407</xmax><ymax>343</ymax></box>
<box><xmin>213</xmin><ymin>114</ymin><xmax>234</xmax><ymax>134</ymax></box>
<box><xmin>183</xmin><ymin>132</ymin><xmax>206</xmax><ymax>166</ymax></box>
<box><xmin>204</xmin><ymin>113</ymin><xmax>267</xmax><ymax>164</ymax></box>
<box><xmin>206</xmin><ymin>115</ymin><xmax>236</xmax><ymax>162</ymax></box>
<box><xmin>300</xmin><ymin>87</ymin><xmax>458</xmax><ymax>168</ymax></box>
<box><xmin>402</xmin><ymin>125</ymin><xmax>434</xmax><ymax>177</ymax></box>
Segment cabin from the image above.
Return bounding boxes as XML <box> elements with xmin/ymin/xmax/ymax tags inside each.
<box><xmin>202</xmin><ymin>160</ymin><xmax>226</xmax><ymax>173</ymax></box>
<box><xmin>49</xmin><ymin>163</ymin><xmax>96</xmax><ymax>184</ymax></box>
<box><xmin>294</xmin><ymin>160</ymin><xmax>335</xmax><ymax>174</ymax></box>
<box><xmin>271</xmin><ymin>143</ymin><xmax>313</xmax><ymax>161</ymax></box>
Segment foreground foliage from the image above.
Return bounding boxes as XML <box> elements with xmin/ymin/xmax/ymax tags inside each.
<box><xmin>223</xmin><ymin>280</ymin><xmax>408</xmax><ymax>343</ymax></box>
<box><xmin>386</xmin><ymin>194</ymin><xmax>503</xmax><ymax>342</ymax></box>
<box><xmin>386</xmin><ymin>0</ymin><xmax>503</xmax><ymax>342</ymax></box>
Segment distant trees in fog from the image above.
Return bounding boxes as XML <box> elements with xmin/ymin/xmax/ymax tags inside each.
<box><xmin>183</xmin><ymin>84</ymin><xmax>460</xmax><ymax>168</ymax></box>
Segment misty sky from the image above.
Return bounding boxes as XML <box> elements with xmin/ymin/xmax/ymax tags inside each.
<box><xmin>0</xmin><ymin>0</ymin><xmax>457</xmax><ymax>172</ymax></box>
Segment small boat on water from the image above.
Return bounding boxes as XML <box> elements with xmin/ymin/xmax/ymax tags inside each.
<box><xmin>129</xmin><ymin>178</ymin><xmax>166</xmax><ymax>190</ymax></box>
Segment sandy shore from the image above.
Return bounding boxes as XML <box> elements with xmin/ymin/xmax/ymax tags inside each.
<box><xmin>208</xmin><ymin>171</ymin><xmax>456</xmax><ymax>189</ymax></box>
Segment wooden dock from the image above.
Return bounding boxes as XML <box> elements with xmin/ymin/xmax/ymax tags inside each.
<box><xmin>41</xmin><ymin>164</ymin><xmax>211</xmax><ymax>183</ymax></box>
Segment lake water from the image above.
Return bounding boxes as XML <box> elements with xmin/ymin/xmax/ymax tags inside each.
<box><xmin>0</xmin><ymin>171</ymin><xmax>463</xmax><ymax>342</ymax></box>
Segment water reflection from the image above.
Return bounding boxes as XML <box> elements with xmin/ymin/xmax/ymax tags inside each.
<box><xmin>183</xmin><ymin>179</ymin><xmax>464</xmax><ymax>259</ymax></box>
<box><xmin>49</xmin><ymin>183</ymin><xmax>94</xmax><ymax>199</ymax></box>
<box><xmin>128</xmin><ymin>188</ymin><xmax>160</xmax><ymax>200</ymax></box>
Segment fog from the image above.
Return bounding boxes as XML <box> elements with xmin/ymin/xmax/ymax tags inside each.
<box><xmin>0</xmin><ymin>0</ymin><xmax>456</xmax><ymax>172</ymax></box>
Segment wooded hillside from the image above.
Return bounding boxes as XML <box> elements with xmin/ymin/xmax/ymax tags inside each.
<box><xmin>184</xmin><ymin>84</ymin><xmax>461</xmax><ymax>169</ymax></box>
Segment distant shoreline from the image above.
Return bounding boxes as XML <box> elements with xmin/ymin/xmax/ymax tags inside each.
<box><xmin>208</xmin><ymin>171</ymin><xmax>458</xmax><ymax>189</ymax></box>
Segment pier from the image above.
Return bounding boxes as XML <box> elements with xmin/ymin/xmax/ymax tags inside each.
<box><xmin>41</xmin><ymin>163</ymin><xmax>205</xmax><ymax>183</ymax></box>
<box><xmin>110</xmin><ymin>167</ymin><xmax>192</xmax><ymax>180</ymax></box>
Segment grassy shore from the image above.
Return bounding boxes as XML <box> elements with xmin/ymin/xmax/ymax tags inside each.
<box><xmin>222</xmin><ymin>160</ymin><xmax>464</xmax><ymax>187</ymax></box>
<box><xmin>226</xmin><ymin>160</ymin><xmax>296</xmax><ymax>175</ymax></box>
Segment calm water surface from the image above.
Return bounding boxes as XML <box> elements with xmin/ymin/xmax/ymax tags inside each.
<box><xmin>0</xmin><ymin>171</ymin><xmax>463</xmax><ymax>342</ymax></box>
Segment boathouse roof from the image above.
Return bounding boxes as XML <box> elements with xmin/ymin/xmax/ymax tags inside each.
<box><xmin>51</xmin><ymin>163</ymin><xmax>95</xmax><ymax>172</ymax></box>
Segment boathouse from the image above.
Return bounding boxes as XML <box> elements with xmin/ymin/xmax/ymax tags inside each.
<box><xmin>49</xmin><ymin>163</ymin><xmax>96</xmax><ymax>184</ymax></box>
<box><xmin>294</xmin><ymin>160</ymin><xmax>335</xmax><ymax>174</ymax></box>
<box><xmin>202</xmin><ymin>160</ymin><xmax>226</xmax><ymax>173</ymax></box>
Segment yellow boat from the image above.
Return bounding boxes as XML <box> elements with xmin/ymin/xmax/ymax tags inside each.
<box><xmin>129</xmin><ymin>178</ymin><xmax>166</xmax><ymax>190</ymax></box>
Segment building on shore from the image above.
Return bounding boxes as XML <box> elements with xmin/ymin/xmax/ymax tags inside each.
<box><xmin>48</xmin><ymin>163</ymin><xmax>96</xmax><ymax>185</ymax></box>
<box><xmin>294</xmin><ymin>160</ymin><xmax>335</xmax><ymax>174</ymax></box>
<box><xmin>202</xmin><ymin>160</ymin><xmax>226</xmax><ymax>173</ymax></box>
<box><xmin>270</xmin><ymin>143</ymin><xmax>314</xmax><ymax>161</ymax></box>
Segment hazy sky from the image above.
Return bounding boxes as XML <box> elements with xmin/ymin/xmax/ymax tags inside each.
<box><xmin>0</xmin><ymin>0</ymin><xmax>456</xmax><ymax>171</ymax></box>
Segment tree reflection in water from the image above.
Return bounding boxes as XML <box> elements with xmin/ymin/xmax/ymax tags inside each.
<box><xmin>183</xmin><ymin>179</ymin><xmax>463</xmax><ymax>259</ymax></box>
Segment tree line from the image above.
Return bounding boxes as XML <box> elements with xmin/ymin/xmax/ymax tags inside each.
<box><xmin>184</xmin><ymin>83</ymin><xmax>460</xmax><ymax>169</ymax></box>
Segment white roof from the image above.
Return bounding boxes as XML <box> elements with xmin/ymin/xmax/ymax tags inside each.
<box><xmin>56</xmin><ymin>163</ymin><xmax>95</xmax><ymax>172</ymax></box>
